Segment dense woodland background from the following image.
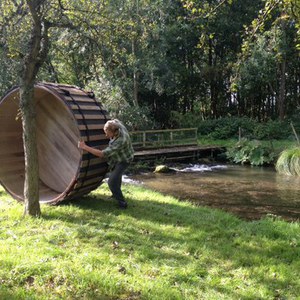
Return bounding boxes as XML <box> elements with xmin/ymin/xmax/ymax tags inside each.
<box><xmin>0</xmin><ymin>0</ymin><xmax>300</xmax><ymax>135</ymax></box>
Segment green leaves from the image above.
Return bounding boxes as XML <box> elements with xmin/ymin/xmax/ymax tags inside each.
<box><xmin>227</xmin><ymin>139</ymin><xmax>276</xmax><ymax>166</ymax></box>
<box><xmin>0</xmin><ymin>0</ymin><xmax>299</xmax><ymax>126</ymax></box>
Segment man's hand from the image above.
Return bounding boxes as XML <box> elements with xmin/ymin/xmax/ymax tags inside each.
<box><xmin>78</xmin><ymin>140</ymin><xmax>86</xmax><ymax>150</ymax></box>
<box><xmin>77</xmin><ymin>140</ymin><xmax>104</xmax><ymax>158</ymax></box>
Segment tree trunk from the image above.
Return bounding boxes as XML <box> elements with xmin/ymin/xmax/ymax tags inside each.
<box><xmin>208</xmin><ymin>40</ymin><xmax>218</xmax><ymax>118</ymax></box>
<box><xmin>132</xmin><ymin>38</ymin><xmax>139</xmax><ymax>107</ymax></box>
<box><xmin>20</xmin><ymin>0</ymin><xmax>49</xmax><ymax>216</ymax></box>
<box><xmin>278</xmin><ymin>12</ymin><xmax>287</xmax><ymax>121</ymax></box>
<box><xmin>131</xmin><ymin>0</ymin><xmax>140</xmax><ymax>107</ymax></box>
<box><xmin>20</xmin><ymin>85</ymin><xmax>41</xmax><ymax>216</ymax></box>
<box><xmin>278</xmin><ymin>59</ymin><xmax>286</xmax><ymax>120</ymax></box>
<box><xmin>133</xmin><ymin>69</ymin><xmax>139</xmax><ymax>107</ymax></box>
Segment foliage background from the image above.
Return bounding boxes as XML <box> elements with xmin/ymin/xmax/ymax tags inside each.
<box><xmin>0</xmin><ymin>0</ymin><xmax>299</xmax><ymax>129</ymax></box>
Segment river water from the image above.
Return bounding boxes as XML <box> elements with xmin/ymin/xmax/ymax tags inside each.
<box><xmin>129</xmin><ymin>164</ymin><xmax>300</xmax><ymax>221</ymax></box>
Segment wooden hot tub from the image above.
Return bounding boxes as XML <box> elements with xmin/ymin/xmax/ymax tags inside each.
<box><xmin>0</xmin><ymin>83</ymin><xmax>110</xmax><ymax>204</ymax></box>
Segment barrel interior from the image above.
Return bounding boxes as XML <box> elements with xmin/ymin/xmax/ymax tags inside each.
<box><xmin>0</xmin><ymin>87</ymin><xmax>81</xmax><ymax>203</ymax></box>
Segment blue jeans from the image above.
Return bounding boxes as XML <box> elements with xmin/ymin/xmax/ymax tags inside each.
<box><xmin>108</xmin><ymin>162</ymin><xmax>129</xmax><ymax>203</ymax></box>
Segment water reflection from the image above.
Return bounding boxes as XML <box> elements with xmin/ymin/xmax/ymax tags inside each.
<box><xmin>130</xmin><ymin>164</ymin><xmax>300</xmax><ymax>221</ymax></box>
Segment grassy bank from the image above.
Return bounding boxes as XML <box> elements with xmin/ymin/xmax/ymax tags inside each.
<box><xmin>0</xmin><ymin>184</ymin><xmax>299</xmax><ymax>300</ymax></box>
<box><xmin>199</xmin><ymin>137</ymin><xmax>297</xmax><ymax>153</ymax></box>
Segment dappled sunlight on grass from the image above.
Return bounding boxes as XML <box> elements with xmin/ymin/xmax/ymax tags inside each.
<box><xmin>0</xmin><ymin>183</ymin><xmax>299</xmax><ymax>299</ymax></box>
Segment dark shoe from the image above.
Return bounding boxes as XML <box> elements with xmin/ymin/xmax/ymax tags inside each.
<box><xmin>119</xmin><ymin>201</ymin><xmax>128</xmax><ymax>209</ymax></box>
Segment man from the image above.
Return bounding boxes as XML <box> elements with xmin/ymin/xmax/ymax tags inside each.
<box><xmin>78</xmin><ymin>119</ymin><xmax>134</xmax><ymax>209</ymax></box>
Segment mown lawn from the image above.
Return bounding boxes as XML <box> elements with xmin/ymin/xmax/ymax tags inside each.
<box><xmin>0</xmin><ymin>183</ymin><xmax>299</xmax><ymax>300</ymax></box>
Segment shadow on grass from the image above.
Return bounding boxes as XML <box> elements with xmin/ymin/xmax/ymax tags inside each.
<box><xmin>0</xmin><ymin>189</ymin><xmax>6</xmax><ymax>197</ymax></box>
<box><xmin>40</xmin><ymin>186</ymin><xmax>300</xmax><ymax>300</ymax></box>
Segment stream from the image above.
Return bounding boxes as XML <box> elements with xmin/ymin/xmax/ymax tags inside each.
<box><xmin>129</xmin><ymin>164</ymin><xmax>300</xmax><ymax>221</ymax></box>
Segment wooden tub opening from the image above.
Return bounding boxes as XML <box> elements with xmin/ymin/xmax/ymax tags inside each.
<box><xmin>0</xmin><ymin>86</ymin><xmax>81</xmax><ymax>203</ymax></box>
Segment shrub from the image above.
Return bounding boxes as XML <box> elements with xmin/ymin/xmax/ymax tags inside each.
<box><xmin>226</xmin><ymin>139</ymin><xmax>276</xmax><ymax>166</ymax></box>
<box><xmin>254</xmin><ymin>120</ymin><xmax>291</xmax><ymax>140</ymax></box>
<box><xmin>169</xmin><ymin>112</ymin><xmax>300</xmax><ymax>141</ymax></box>
<box><xmin>197</xmin><ymin>119</ymin><xmax>219</xmax><ymax>136</ymax></box>
<box><xmin>116</xmin><ymin>105</ymin><xmax>155</xmax><ymax>131</ymax></box>
<box><xmin>208</xmin><ymin>117</ymin><xmax>257</xmax><ymax>139</ymax></box>
<box><xmin>170</xmin><ymin>111</ymin><xmax>203</xmax><ymax>129</ymax></box>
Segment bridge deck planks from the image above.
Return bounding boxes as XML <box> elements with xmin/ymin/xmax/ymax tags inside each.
<box><xmin>134</xmin><ymin>145</ymin><xmax>226</xmax><ymax>162</ymax></box>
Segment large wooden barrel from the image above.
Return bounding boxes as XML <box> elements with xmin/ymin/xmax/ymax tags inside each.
<box><xmin>0</xmin><ymin>82</ymin><xmax>110</xmax><ymax>204</ymax></box>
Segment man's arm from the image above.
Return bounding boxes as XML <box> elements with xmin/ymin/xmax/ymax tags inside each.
<box><xmin>78</xmin><ymin>141</ymin><xmax>105</xmax><ymax>158</ymax></box>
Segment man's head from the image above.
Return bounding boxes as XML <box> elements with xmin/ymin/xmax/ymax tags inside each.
<box><xmin>104</xmin><ymin>120</ymin><xmax>119</xmax><ymax>138</ymax></box>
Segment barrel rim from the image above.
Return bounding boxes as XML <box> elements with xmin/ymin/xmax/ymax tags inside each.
<box><xmin>1</xmin><ymin>82</ymin><xmax>109</xmax><ymax>204</ymax></box>
<box><xmin>0</xmin><ymin>83</ymin><xmax>83</xmax><ymax>204</ymax></box>
<box><xmin>35</xmin><ymin>83</ymin><xmax>84</xmax><ymax>204</ymax></box>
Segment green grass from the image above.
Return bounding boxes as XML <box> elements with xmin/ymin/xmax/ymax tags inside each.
<box><xmin>0</xmin><ymin>184</ymin><xmax>300</xmax><ymax>300</ymax></box>
<box><xmin>276</xmin><ymin>147</ymin><xmax>300</xmax><ymax>176</ymax></box>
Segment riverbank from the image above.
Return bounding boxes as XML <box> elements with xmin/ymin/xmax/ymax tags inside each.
<box><xmin>0</xmin><ymin>184</ymin><xmax>299</xmax><ymax>299</ymax></box>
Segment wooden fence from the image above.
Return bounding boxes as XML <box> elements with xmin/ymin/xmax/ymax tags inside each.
<box><xmin>130</xmin><ymin>128</ymin><xmax>198</xmax><ymax>149</ymax></box>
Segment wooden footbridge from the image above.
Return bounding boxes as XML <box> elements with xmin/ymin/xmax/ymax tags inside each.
<box><xmin>130</xmin><ymin>128</ymin><xmax>226</xmax><ymax>163</ymax></box>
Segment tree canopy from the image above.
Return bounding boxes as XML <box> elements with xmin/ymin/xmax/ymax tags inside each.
<box><xmin>1</xmin><ymin>0</ymin><xmax>299</xmax><ymax>127</ymax></box>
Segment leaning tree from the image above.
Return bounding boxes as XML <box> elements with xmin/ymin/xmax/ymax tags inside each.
<box><xmin>0</xmin><ymin>0</ymin><xmax>107</xmax><ymax>216</ymax></box>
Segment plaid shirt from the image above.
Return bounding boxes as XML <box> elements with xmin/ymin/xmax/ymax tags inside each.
<box><xmin>102</xmin><ymin>121</ymin><xmax>134</xmax><ymax>168</ymax></box>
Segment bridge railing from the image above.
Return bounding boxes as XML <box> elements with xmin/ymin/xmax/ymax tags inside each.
<box><xmin>130</xmin><ymin>128</ymin><xmax>198</xmax><ymax>149</ymax></box>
